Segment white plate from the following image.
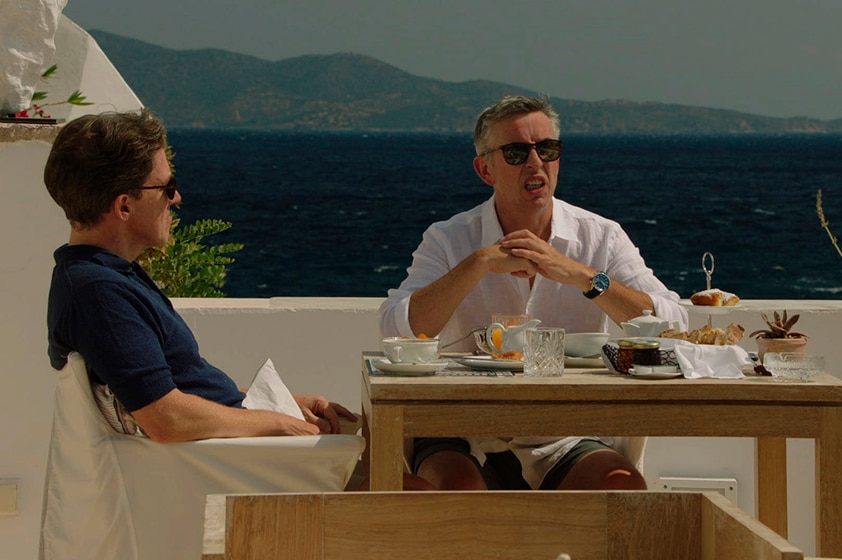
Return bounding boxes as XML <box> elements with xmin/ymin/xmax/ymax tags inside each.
<box><xmin>565</xmin><ymin>356</ymin><xmax>604</xmax><ymax>368</ymax></box>
<box><xmin>455</xmin><ymin>356</ymin><xmax>524</xmax><ymax>371</ymax></box>
<box><xmin>369</xmin><ymin>359</ymin><xmax>446</xmax><ymax>376</ymax></box>
<box><xmin>680</xmin><ymin>301</ymin><xmax>743</xmax><ymax>315</ymax></box>
<box><xmin>627</xmin><ymin>367</ymin><xmax>683</xmax><ymax>379</ymax></box>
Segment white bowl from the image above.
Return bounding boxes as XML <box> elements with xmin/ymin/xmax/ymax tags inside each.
<box><xmin>565</xmin><ymin>332</ymin><xmax>610</xmax><ymax>358</ymax></box>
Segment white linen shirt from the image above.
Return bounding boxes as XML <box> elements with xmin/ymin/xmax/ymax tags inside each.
<box><xmin>379</xmin><ymin>195</ymin><xmax>688</xmax><ymax>488</ymax></box>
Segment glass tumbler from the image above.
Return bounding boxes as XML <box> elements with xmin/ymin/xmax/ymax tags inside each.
<box><xmin>524</xmin><ymin>327</ymin><xmax>565</xmax><ymax>377</ymax></box>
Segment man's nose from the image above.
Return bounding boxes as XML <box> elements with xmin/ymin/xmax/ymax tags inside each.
<box><xmin>524</xmin><ymin>145</ymin><xmax>543</xmax><ymax>168</ymax></box>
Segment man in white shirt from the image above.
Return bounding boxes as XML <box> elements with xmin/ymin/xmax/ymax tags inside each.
<box><xmin>379</xmin><ymin>95</ymin><xmax>687</xmax><ymax>491</ymax></box>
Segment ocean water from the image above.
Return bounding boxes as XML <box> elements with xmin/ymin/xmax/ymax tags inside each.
<box><xmin>167</xmin><ymin>130</ymin><xmax>842</xmax><ymax>300</ymax></box>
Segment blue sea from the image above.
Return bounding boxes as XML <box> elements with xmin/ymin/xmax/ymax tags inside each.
<box><xmin>167</xmin><ymin>130</ymin><xmax>842</xmax><ymax>300</ymax></box>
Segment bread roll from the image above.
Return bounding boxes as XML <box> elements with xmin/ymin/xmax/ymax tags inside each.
<box><xmin>690</xmin><ymin>288</ymin><xmax>740</xmax><ymax>307</ymax></box>
<box><xmin>657</xmin><ymin>322</ymin><xmax>744</xmax><ymax>345</ymax></box>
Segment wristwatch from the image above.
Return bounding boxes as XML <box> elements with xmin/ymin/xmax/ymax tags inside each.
<box><xmin>584</xmin><ymin>271</ymin><xmax>610</xmax><ymax>299</ymax></box>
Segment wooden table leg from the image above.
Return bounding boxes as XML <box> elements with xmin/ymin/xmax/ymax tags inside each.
<box><xmin>816</xmin><ymin>407</ymin><xmax>842</xmax><ymax>557</ymax></box>
<box><xmin>368</xmin><ymin>404</ymin><xmax>405</xmax><ymax>491</ymax></box>
<box><xmin>756</xmin><ymin>437</ymin><xmax>788</xmax><ymax>538</ymax></box>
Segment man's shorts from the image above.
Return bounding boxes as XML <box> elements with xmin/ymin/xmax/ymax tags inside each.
<box><xmin>413</xmin><ymin>437</ymin><xmax>613</xmax><ymax>490</ymax></box>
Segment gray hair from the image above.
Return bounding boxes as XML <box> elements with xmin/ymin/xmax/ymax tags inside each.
<box><xmin>474</xmin><ymin>95</ymin><xmax>560</xmax><ymax>156</ymax></box>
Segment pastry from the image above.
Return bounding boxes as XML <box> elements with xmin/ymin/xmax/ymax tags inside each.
<box><xmin>690</xmin><ymin>288</ymin><xmax>740</xmax><ymax>307</ymax></box>
<box><xmin>657</xmin><ymin>322</ymin><xmax>745</xmax><ymax>345</ymax></box>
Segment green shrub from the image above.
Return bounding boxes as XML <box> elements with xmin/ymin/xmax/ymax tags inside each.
<box><xmin>139</xmin><ymin>213</ymin><xmax>244</xmax><ymax>297</ymax></box>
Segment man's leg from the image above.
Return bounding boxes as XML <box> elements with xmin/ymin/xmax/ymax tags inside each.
<box><xmin>417</xmin><ymin>450</ymin><xmax>488</xmax><ymax>490</ymax></box>
<box><xmin>541</xmin><ymin>440</ymin><xmax>647</xmax><ymax>491</ymax></box>
<box><xmin>556</xmin><ymin>450</ymin><xmax>646</xmax><ymax>490</ymax></box>
<box><xmin>414</xmin><ymin>437</ymin><xmax>488</xmax><ymax>490</ymax></box>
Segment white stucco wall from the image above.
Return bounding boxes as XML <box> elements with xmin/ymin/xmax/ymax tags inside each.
<box><xmin>0</xmin><ymin>15</ymin><xmax>142</xmax><ymax>560</ymax></box>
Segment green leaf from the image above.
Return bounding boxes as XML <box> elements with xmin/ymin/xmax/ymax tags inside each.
<box><xmin>40</xmin><ymin>64</ymin><xmax>58</xmax><ymax>79</ymax></box>
<box><xmin>66</xmin><ymin>90</ymin><xmax>94</xmax><ymax>106</ymax></box>
<box><xmin>31</xmin><ymin>91</ymin><xmax>48</xmax><ymax>102</ymax></box>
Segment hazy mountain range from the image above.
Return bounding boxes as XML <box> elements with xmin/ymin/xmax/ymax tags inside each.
<box><xmin>91</xmin><ymin>30</ymin><xmax>842</xmax><ymax>133</ymax></box>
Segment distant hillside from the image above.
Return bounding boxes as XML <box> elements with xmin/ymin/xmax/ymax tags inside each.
<box><xmin>90</xmin><ymin>30</ymin><xmax>842</xmax><ymax>133</ymax></box>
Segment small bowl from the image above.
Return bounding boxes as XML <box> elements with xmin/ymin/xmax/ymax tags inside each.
<box><xmin>565</xmin><ymin>332</ymin><xmax>610</xmax><ymax>358</ymax></box>
<box><xmin>763</xmin><ymin>352</ymin><xmax>825</xmax><ymax>383</ymax></box>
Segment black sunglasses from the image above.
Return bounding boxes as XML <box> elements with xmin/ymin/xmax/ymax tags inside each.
<box><xmin>137</xmin><ymin>176</ymin><xmax>178</xmax><ymax>200</ymax></box>
<box><xmin>480</xmin><ymin>139</ymin><xmax>563</xmax><ymax>165</ymax></box>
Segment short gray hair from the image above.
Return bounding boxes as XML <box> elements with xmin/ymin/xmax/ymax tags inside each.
<box><xmin>474</xmin><ymin>95</ymin><xmax>560</xmax><ymax>155</ymax></box>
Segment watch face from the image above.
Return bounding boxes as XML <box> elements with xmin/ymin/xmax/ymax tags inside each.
<box><xmin>593</xmin><ymin>273</ymin><xmax>610</xmax><ymax>292</ymax></box>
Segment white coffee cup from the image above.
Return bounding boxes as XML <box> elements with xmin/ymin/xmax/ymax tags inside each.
<box><xmin>382</xmin><ymin>337</ymin><xmax>440</xmax><ymax>364</ymax></box>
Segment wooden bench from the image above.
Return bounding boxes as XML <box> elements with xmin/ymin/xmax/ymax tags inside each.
<box><xmin>203</xmin><ymin>491</ymin><xmax>805</xmax><ymax>559</ymax></box>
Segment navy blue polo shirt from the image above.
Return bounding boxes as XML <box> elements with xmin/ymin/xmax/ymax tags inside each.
<box><xmin>47</xmin><ymin>244</ymin><xmax>245</xmax><ymax>411</ymax></box>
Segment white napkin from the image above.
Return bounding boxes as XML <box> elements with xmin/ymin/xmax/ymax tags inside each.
<box><xmin>672</xmin><ymin>340</ymin><xmax>752</xmax><ymax>379</ymax></box>
<box><xmin>242</xmin><ymin>358</ymin><xmax>306</xmax><ymax>420</ymax></box>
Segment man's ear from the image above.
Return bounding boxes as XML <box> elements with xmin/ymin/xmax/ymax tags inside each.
<box><xmin>111</xmin><ymin>194</ymin><xmax>132</xmax><ymax>221</ymax></box>
<box><xmin>473</xmin><ymin>155</ymin><xmax>495</xmax><ymax>187</ymax></box>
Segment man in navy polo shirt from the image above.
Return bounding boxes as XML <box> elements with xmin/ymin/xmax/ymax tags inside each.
<box><xmin>44</xmin><ymin>109</ymin><xmax>356</xmax><ymax>442</ymax></box>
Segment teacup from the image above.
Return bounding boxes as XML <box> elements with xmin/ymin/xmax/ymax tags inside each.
<box><xmin>381</xmin><ymin>337</ymin><xmax>440</xmax><ymax>364</ymax></box>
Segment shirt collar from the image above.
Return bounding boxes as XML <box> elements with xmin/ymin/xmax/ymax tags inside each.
<box><xmin>480</xmin><ymin>196</ymin><xmax>575</xmax><ymax>245</ymax></box>
<box><xmin>54</xmin><ymin>244</ymin><xmax>135</xmax><ymax>273</ymax></box>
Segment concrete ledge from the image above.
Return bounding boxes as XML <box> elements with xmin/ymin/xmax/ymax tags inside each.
<box><xmin>0</xmin><ymin>122</ymin><xmax>60</xmax><ymax>143</ymax></box>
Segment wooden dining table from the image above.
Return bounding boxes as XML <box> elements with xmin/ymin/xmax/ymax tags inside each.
<box><xmin>360</xmin><ymin>353</ymin><xmax>842</xmax><ymax>557</ymax></box>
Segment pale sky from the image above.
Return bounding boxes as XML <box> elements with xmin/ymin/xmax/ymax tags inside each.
<box><xmin>62</xmin><ymin>0</ymin><xmax>842</xmax><ymax>120</ymax></box>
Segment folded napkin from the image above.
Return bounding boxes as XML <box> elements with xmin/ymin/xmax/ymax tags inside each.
<box><xmin>242</xmin><ymin>358</ymin><xmax>306</xmax><ymax>420</ymax></box>
<box><xmin>672</xmin><ymin>340</ymin><xmax>753</xmax><ymax>379</ymax></box>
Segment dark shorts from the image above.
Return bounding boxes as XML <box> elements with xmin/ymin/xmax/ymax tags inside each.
<box><xmin>413</xmin><ymin>437</ymin><xmax>613</xmax><ymax>490</ymax></box>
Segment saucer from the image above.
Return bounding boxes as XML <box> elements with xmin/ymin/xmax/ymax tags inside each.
<box><xmin>627</xmin><ymin>367</ymin><xmax>682</xmax><ymax>380</ymax></box>
<box><xmin>564</xmin><ymin>356</ymin><xmax>604</xmax><ymax>368</ymax></box>
<box><xmin>369</xmin><ymin>359</ymin><xmax>446</xmax><ymax>376</ymax></box>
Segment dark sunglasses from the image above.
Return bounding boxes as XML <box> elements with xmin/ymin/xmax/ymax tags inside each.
<box><xmin>480</xmin><ymin>139</ymin><xmax>563</xmax><ymax>165</ymax></box>
<box><xmin>137</xmin><ymin>176</ymin><xmax>178</xmax><ymax>200</ymax></box>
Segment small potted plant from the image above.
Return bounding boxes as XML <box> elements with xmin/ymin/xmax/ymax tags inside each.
<box><xmin>749</xmin><ymin>310</ymin><xmax>808</xmax><ymax>362</ymax></box>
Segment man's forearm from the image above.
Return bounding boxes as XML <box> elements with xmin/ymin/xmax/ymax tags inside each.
<box><xmin>408</xmin><ymin>251</ymin><xmax>489</xmax><ymax>337</ymax></box>
<box><xmin>589</xmin><ymin>279</ymin><xmax>655</xmax><ymax>327</ymax></box>
<box><xmin>132</xmin><ymin>389</ymin><xmax>319</xmax><ymax>442</ymax></box>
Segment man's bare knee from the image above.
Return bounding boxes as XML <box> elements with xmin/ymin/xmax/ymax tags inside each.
<box><xmin>557</xmin><ymin>450</ymin><xmax>647</xmax><ymax>490</ymax></box>
<box><xmin>417</xmin><ymin>450</ymin><xmax>487</xmax><ymax>491</ymax></box>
